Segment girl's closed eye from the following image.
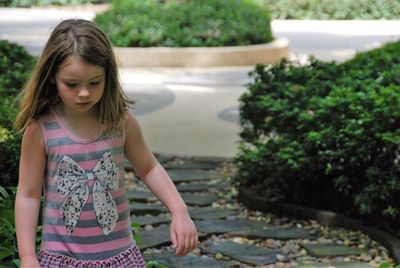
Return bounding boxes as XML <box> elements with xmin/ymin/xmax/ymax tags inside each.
<box><xmin>63</xmin><ymin>81</ymin><xmax>101</xmax><ymax>88</ymax></box>
<box><xmin>65</xmin><ymin>82</ymin><xmax>78</xmax><ymax>88</ymax></box>
<box><xmin>90</xmin><ymin>81</ymin><xmax>101</xmax><ymax>86</ymax></box>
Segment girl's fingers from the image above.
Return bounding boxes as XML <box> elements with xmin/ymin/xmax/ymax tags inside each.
<box><xmin>174</xmin><ymin>230</ymin><xmax>185</xmax><ymax>256</ymax></box>
<box><xmin>184</xmin><ymin>233</ymin><xmax>192</xmax><ymax>255</ymax></box>
<box><xmin>176</xmin><ymin>232</ymin><xmax>191</xmax><ymax>256</ymax></box>
<box><xmin>170</xmin><ymin>219</ymin><xmax>199</xmax><ymax>256</ymax></box>
<box><xmin>178</xmin><ymin>231</ymin><xmax>198</xmax><ymax>256</ymax></box>
<box><xmin>178</xmin><ymin>233</ymin><xmax>189</xmax><ymax>256</ymax></box>
<box><xmin>192</xmin><ymin>233</ymin><xmax>199</xmax><ymax>250</ymax></box>
<box><xmin>170</xmin><ymin>227</ymin><xmax>178</xmax><ymax>249</ymax></box>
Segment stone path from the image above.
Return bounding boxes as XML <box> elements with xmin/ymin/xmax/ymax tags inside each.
<box><xmin>125</xmin><ymin>156</ymin><xmax>393</xmax><ymax>268</ymax></box>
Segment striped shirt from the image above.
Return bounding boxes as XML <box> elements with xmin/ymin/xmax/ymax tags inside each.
<box><xmin>38</xmin><ymin>109</ymin><xmax>135</xmax><ymax>260</ymax></box>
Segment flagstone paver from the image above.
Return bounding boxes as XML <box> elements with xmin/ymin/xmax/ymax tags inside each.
<box><xmin>138</xmin><ymin>225</ymin><xmax>171</xmax><ymax>250</ymax></box>
<box><xmin>128</xmin><ymin>190</ymin><xmax>157</xmax><ymax>202</ymax></box>
<box><xmin>138</xmin><ymin>224</ymin><xmax>208</xmax><ymax>250</ymax></box>
<box><xmin>195</xmin><ymin>219</ymin><xmax>266</xmax><ymax>235</ymax></box>
<box><xmin>167</xmin><ymin>169</ymin><xmax>216</xmax><ymax>183</ymax></box>
<box><xmin>229</xmin><ymin>227</ymin><xmax>318</xmax><ymax>240</ymax></box>
<box><xmin>200</xmin><ymin>240</ymin><xmax>280</xmax><ymax>266</ymax></box>
<box><xmin>130</xmin><ymin>202</ymin><xmax>167</xmax><ymax>215</ymax></box>
<box><xmin>189</xmin><ymin>207</ymin><xmax>234</xmax><ymax>220</ymax></box>
<box><xmin>181</xmin><ymin>192</ymin><xmax>221</xmax><ymax>206</ymax></box>
<box><xmin>164</xmin><ymin>161</ymin><xmax>222</xmax><ymax>170</ymax></box>
<box><xmin>302</xmin><ymin>244</ymin><xmax>366</xmax><ymax>257</ymax></box>
<box><xmin>176</xmin><ymin>182</ymin><xmax>212</xmax><ymax>192</ymax></box>
<box><xmin>126</xmin><ymin>156</ymin><xmax>394</xmax><ymax>267</ymax></box>
<box><xmin>144</xmin><ymin>251</ymin><xmax>237</xmax><ymax>268</ymax></box>
<box><xmin>296</xmin><ymin>262</ymin><xmax>373</xmax><ymax>268</ymax></box>
<box><xmin>132</xmin><ymin>215</ymin><xmax>170</xmax><ymax>226</ymax></box>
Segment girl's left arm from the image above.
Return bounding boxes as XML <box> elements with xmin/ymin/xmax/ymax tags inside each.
<box><xmin>123</xmin><ymin>112</ymin><xmax>198</xmax><ymax>256</ymax></box>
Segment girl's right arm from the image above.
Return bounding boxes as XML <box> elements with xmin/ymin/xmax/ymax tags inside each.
<box><xmin>15</xmin><ymin>121</ymin><xmax>46</xmax><ymax>268</ymax></box>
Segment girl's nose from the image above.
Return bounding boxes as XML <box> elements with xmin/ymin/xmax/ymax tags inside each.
<box><xmin>78</xmin><ymin>87</ymin><xmax>90</xmax><ymax>97</ymax></box>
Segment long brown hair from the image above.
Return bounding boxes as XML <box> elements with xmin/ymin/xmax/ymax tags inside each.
<box><xmin>14</xmin><ymin>19</ymin><xmax>130</xmax><ymax>132</ymax></box>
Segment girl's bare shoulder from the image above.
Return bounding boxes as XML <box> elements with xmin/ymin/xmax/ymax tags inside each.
<box><xmin>22</xmin><ymin>120</ymin><xmax>44</xmax><ymax>148</ymax></box>
<box><xmin>124</xmin><ymin>111</ymin><xmax>142</xmax><ymax>135</ymax></box>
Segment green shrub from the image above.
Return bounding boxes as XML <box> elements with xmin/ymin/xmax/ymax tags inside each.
<box><xmin>0</xmin><ymin>185</ymin><xmax>42</xmax><ymax>267</ymax></box>
<box><xmin>0</xmin><ymin>130</ymin><xmax>21</xmax><ymax>188</ymax></box>
<box><xmin>236</xmin><ymin>41</ymin><xmax>400</xmax><ymax>232</ymax></box>
<box><xmin>0</xmin><ymin>40</ymin><xmax>34</xmax><ymax>187</ymax></box>
<box><xmin>0</xmin><ymin>40</ymin><xmax>35</xmax><ymax>128</ymax></box>
<box><xmin>379</xmin><ymin>262</ymin><xmax>400</xmax><ymax>268</ymax></box>
<box><xmin>262</xmin><ymin>0</ymin><xmax>400</xmax><ymax>19</ymax></box>
<box><xmin>0</xmin><ymin>40</ymin><xmax>34</xmax><ymax>97</ymax></box>
<box><xmin>0</xmin><ymin>40</ymin><xmax>32</xmax><ymax>267</ymax></box>
<box><xmin>0</xmin><ymin>186</ymin><xmax>18</xmax><ymax>267</ymax></box>
<box><xmin>95</xmin><ymin>0</ymin><xmax>273</xmax><ymax>47</ymax></box>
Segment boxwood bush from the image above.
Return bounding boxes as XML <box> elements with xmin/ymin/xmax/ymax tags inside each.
<box><xmin>95</xmin><ymin>0</ymin><xmax>273</xmax><ymax>47</ymax></box>
<box><xmin>236</xmin><ymin>41</ymin><xmax>400</xmax><ymax>232</ymax></box>
<box><xmin>0</xmin><ymin>40</ymin><xmax>34</xmax><ymax>187</ymax></box>
<box><xmin>0</xmin><ymin>40</ymin><xmax>35</xmax><ymax>127</ymax></box>
<box><xmin>262</xmin><ymin>0</ymin><xmax>400</xmax><ymax>20</ymax></box>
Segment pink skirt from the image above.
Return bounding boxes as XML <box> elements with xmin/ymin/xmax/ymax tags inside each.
<box><xmin>38</xmin><ymin>244</ymin><xmax>145</xmax><ymax>268</ymax></box>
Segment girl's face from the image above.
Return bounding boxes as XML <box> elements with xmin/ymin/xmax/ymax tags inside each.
<box><xmin>54</xmin><ymin>56</ymin><xmax>105</xmax><ymax>115</ymax></box>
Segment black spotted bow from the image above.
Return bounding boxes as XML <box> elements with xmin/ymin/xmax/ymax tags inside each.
<box><xmin>56</xmin><ymin>150</ymin><xmax>119</xmax><ymax>235</ymax></box>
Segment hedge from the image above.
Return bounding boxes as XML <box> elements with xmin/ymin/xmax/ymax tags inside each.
<box><xmin>236</xmin><ymin>41</ymin><xmax>400</xmax><ymax>233</ymax></box>
<box><xmin>95</xmin><ymin>0</ymin><xmax>273</xmax><ymax>47</ymax></box>
<box><xmin>262</xmin><ymin>0</ymin><xmax>400</xmax><ymax>20</ymax></box>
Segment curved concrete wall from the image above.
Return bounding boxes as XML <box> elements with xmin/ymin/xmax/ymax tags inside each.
<box><xmin>113</xmin><ymin>38</ymin><xmax>289</xmax><ymax>67</ymax></box>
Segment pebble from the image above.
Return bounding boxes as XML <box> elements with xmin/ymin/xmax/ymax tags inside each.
<box><xmin>215</xmin><ymin>253</ymin><xmax>224</xmax><ymax>259</ymax></box>
<box><xmin>374</xmin><ymin>256</ymin><xmax>383</xmax><ymax>263</ymax></box>
<box><xmin>232</xmin><ymin>237</ymin><xmax>245</xmax><ymax>244</ymax></box>
<box><xmin>362</xmin><ymin>253</ymin><xmax>373</xmax><ymax>261</ymax></box>
<box><xmin>276</xmin><ymin>253</ymin><xmax>286</xmax><ymax>261</ymax></box>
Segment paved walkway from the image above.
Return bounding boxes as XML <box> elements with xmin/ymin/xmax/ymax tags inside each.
<box><xmin>126</xmin><ymin>156</ymin><xmax>392</xmax><ymax>267</ymax></box>
<box><xmin>1</xmin><ymin>6</ymin><xmax>399</xmax><ymax>157</ymax></box>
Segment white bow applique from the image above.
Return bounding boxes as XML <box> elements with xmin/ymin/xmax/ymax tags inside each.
<box><xmin>56</xmin><ymin>150</ymin><xmax>120</xmax><ymax>235</ymax></box>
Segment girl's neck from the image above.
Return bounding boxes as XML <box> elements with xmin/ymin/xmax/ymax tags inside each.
<box><xmin>57</xmin><ymin>103</ymin><xmax>98</xmax><ymax>119</ymax></box>
<box><xmin>54</xmin><ymin>104</ymin><xmax>102</xmax><ymax>140</ymax></box>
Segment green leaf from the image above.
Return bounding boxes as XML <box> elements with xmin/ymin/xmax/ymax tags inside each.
<box><xmin>0</xmin><ymin>186</ymin><xmax>9</xmax><ymax>199</ymax></box>
<box><xmin>0</xmin><ymin>246</ymin><xmax>13</xmax><ymax>260</ymax></box>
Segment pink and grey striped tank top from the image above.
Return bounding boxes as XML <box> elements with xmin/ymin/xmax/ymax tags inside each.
<box><xmin>38</xmin><ymin>109</ymin><xmax>135</xmax><ymax>260</ymax></box>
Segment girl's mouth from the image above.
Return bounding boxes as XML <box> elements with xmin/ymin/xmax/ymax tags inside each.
<box><xmin>77</xmin><ymin>102</ymin><xmax>91</xmax><ymax>106</ymax></box>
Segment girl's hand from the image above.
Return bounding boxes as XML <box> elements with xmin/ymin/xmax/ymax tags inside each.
<box><xmin>170</xmin><ymin>211</ymin><xmax>199</xmax><ymax>256</ymax></box>
<box><xmin>20</xmin><ymin>255</ymin><xmax>40</xmax><ymax>268</ymax></box>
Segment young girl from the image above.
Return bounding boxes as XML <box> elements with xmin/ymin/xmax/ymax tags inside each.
<box><xmin>14</xmin><ymin>19</ymin><xmax>198</xmax><ymax>268</ymax></box>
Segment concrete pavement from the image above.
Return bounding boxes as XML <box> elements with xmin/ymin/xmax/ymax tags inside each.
<box><xmin>1</xmin><ymin>6</ymin><xmax>399</xmax><ymax>157</ymax></box>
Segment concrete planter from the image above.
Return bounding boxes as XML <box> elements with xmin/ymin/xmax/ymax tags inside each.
<box><xmin>113</xmin><ymin>38</ymin><xmax>289</xmax><ymax>67</ymax></box>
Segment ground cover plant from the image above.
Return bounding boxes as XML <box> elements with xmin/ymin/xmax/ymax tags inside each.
<box><xmin>95</xmin><ymin>0</ymin><xmax>273</xmax><ymax>47</ymax></box>
<box><xmin>0</xmin><ymin>186</ymin><xmax>19</xmax><ymax>268</ymax></box>
<box><xmin>236</xmin><ymin>41</ymin><xmax>400</xmax><ymax>234</ymax></box>
<box><xmin>262</xmin><ymin>0</ymin><xmax>400</xmax><ymax>19</ymax></box>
